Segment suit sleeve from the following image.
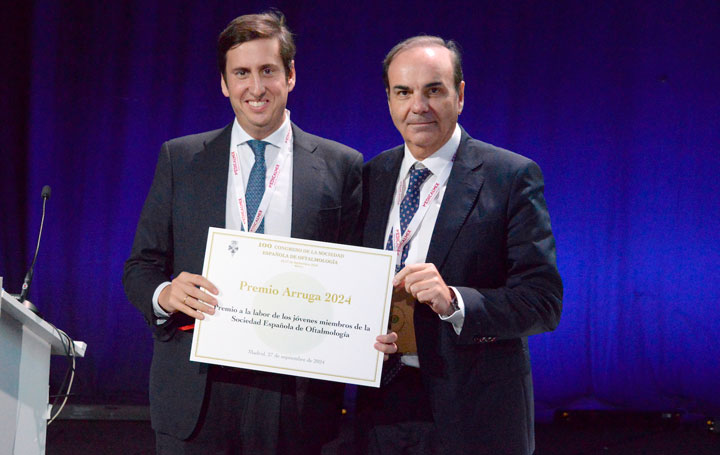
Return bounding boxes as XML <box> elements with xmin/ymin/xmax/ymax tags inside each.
<box><xmin>123</xmin><ymin>142</ymin><xmax>175</xmax><ymax>329</ymax></box>
<box><xmin>339</xmin><ymin>152</ymin><xmax>363</xmax><ymax>246</ymax></box>
<box><xmin>455</xmin><ymin>160</ymin><xmax>563</xmax><ymax>343</ymax></box>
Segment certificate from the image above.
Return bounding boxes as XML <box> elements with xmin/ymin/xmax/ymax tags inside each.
<box><xmin>190</xmin><ymin>227</ymin><xmax>396</xmax><ymax>387</ymax></box>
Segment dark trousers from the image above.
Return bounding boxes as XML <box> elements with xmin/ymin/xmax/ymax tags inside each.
<box><xmin>156</xmin><ymin>366</ymin><xmax>307</xmax><ymax>455</ymax></box>
<box><xmin>355</xmin><ymin>366</ymin><xmax>441</xmax><ymax>455</ymax></box>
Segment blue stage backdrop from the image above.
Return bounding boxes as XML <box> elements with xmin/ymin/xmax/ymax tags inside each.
<box><xmin>1</xmin><ymin>1</ymin><xmax>718</xmax><ymax>417</ymax></box>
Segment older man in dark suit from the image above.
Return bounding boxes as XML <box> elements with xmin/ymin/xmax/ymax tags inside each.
<box><xmin>361</xmin><ymin>36</ymin><xmax>563</xmax><ymax>454</ymax></box>
<box><xmin>123</xmin><ymin>11</ymin><xmax>361</xmax><ymax>454</ymax></box>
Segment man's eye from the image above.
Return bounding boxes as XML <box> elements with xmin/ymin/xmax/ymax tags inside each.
<box><xmin>235</xmin><ymin>70</ymin><xmax>247</xmax><ymax>77</ymax></box>
<box><xmin>429</xmin><ymin>87</ymin><xmax>441</xmax><ymax>95</ymax></box>
<box><xmin>396</xmin><ymin>90</ymin><xmax>409</xmax><ymax>97</ymax></box>
<box><xmin>263</xmin><ymin>68</ymin><xmax>274</xmax><ymax>75</ymax></box>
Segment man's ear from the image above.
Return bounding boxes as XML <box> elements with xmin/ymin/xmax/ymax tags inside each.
<box><xmin>457</xmin><ymin>80</ymin><xmax>465</xmax><ymax>114</ymax></box>
<box><xmin>221</xmin><ymin>74</ymin><xmax>229</xmax><ymax>98</ymax></box>
<box><xmin>287</xmin><ymin>60</ymin><xmax>296</xmax><ymax>92</ymax></box>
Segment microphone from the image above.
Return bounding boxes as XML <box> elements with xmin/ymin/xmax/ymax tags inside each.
<box><xmin>17</xmin><ymin>185</ymin><xmax>51</xmax><ymax>311</ymax></box>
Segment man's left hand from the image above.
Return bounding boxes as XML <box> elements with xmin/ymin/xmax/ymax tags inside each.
<box><xmin>374</xmin><ymin>332</ymin><xmax>398</xmax><ymax>361</ymax></box>
<box><xmin>393</xmin><ymin>263</ymin><xmax>455</xmax><ymax>317</ymax></box>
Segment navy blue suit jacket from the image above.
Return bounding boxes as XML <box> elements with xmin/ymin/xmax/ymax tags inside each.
<box><xmin>360</xmin><ymin>129</ymin><xmax>562</xmax><ymax>454</ymax></box>
<box><xmin>123</xmin><ymin>122</ymin><xmax>362</xmax><ymax>445</ymax></box>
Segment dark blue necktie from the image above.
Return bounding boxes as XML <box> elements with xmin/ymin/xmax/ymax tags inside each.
<box><xmin>381</xmin><ymin>165</ymin><xmax>432</xmax><ymax>387</ymax></box>
<box><xmin>385</xmin><ymin>164</ymin><xmax>433</xmax><ymax>272</ymax></box>
<box><xmin>245</xmin><ymin>140</ymin><xmax>268</xmax><ymax>234</ymax></box>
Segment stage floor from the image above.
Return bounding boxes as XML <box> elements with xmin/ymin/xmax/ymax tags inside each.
<box><xmin>46</xmin><ymin>415</ymin><xmax>720</xmax><ymax>454</ymax></box>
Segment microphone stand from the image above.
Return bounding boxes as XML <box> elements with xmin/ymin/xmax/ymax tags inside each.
<box><xmin>13</xmin><ymin>185</ymin><xmax>51</xmax><ymax>315</ymax></box>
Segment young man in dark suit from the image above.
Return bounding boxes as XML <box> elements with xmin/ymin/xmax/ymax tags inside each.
<box><xmin>362</xmin><ymin>36</ymin><xmax>563</xmax><ymax>454</ymax></box>
<box><xmin>123</xmin><ymin>11</ymin><xmax>361</xmax><ymax>454</ymax></box>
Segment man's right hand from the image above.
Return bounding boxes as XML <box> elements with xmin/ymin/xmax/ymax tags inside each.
<box><xmin>158</xmin><ymin>271</ymin><xmax>219</xmax><ymax>320</ymax></box>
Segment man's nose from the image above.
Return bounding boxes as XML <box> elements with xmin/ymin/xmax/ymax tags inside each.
<box><xmin>410</xmin><ymin>93</ymin><xmax>429</xmax><ymax>114</ymax></box>
<box><xmin>249</xmin><ymin>74</ymin><xmax>265</xmax><ymax>97</ymax></box>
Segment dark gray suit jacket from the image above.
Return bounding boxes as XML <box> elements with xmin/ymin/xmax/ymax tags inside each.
<box><xmin>123</xmin><ymin>122</ymin><xmax>362</xmax><ymax>445</ymax></box>
<box><xmin>360</xmin><ymin>129</ymin><xmax>562</xmax><ymax>454</ymax></box>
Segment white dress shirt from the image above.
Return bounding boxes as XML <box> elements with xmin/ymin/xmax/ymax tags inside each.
<box><xmin>384</xmin><ymin>124</ymin><xmax>465</xmax><ymax>366</ymax></box>
<box><xmin>225</xmin><ymin>113</ymin><xmax>293</xmax><ymax>235</ymax></box>
<box><xmin>152</xmin><ymin>112</ymin><xmax>294</xmax><ymax>319</ymax></box>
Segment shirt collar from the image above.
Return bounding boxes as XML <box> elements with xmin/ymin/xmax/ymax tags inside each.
<box><xmin>400</xmin><ymin>123</ymin><xmax>461</xmax><ymax>178</ymax></box>
<box><xmin>232</xmin><ymin>109</ymin><xmax>292</xmax><ymax>150</ymax></box>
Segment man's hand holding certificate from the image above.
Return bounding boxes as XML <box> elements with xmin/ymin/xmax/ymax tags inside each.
<box><xmin>190</xmin><ymin>227</ymin><xmax>395</xmax><ymax>387</ymax></box>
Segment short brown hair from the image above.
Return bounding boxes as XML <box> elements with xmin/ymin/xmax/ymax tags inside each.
<box><xmin>382</xmin><ymin>35</ymin><xmax>463</xmax><ymax>93</ymax></box>
<box><xmin>217</xmin><ymin>10</ymin><xmax>296</xmax><ymax>80</ymax></box>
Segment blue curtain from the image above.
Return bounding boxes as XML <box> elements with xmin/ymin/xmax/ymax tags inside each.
<box><xmin>2</xmin><ymin>0</ymin><xmax>718</xmax><ymax>416</ymax></box>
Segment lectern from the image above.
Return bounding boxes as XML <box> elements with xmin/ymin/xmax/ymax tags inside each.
<box><xmin>0</xmin><ymin>280</ymin><xmax>87</xmax><ymax>455</ymax></box>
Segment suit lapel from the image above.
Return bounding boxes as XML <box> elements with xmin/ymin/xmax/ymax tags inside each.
<box><xmin>192</xmin><ymin>124</ymin><xmax>231</xmax><ymax>230</ymax></box>
<box><xmin>290</xmin><ymin>123</ymin><xmax>327</xmax><ymax>239</ymax></box>
<box><xmin>367</xmin><ymin>147</ymin><xmax>404</xmax><ymax>248</ymax></box>
<box><xmin>425</xmin><ymin>132</ymin><xmax>484</xmax><ymax>270</ymax></box>
<box><xmin>191</xmin><ymin>123</ymin><xmax>328</xmax><ymax>239</ymax></box>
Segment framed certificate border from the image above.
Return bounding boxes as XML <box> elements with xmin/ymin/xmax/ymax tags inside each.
<box><xmin>190</xmin><ymin>228</ymin><xmax>396</xmax><ymax>387</ymax></box>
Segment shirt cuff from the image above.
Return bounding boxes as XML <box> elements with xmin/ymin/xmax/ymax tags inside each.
<box><xmin>439</xmin><ymin>286</ymin><xmax>465</xmax><ymax>335</ymax></box>
<box><xmin>152</xmin><ymin>281</ymin><xmax>172</xmax><ymax>324</ymax></box>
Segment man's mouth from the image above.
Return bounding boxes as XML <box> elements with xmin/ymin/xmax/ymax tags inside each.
<box><xmin>247</xmin><ymin>100</ymin><xmax>268</xmax><ymax>108</ymax></box>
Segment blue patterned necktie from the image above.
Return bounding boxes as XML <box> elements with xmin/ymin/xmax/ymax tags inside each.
<box><xmin>386</xmin><ymin>164</ymin><xmax>433</xmax><ymax>272</ymax></box>
<box><xmin>245</xmin><ymin>140</ymin><xmax>268</xmax><ymax>233</ymax></box>
<box><xmin>381</xmin><ymin>163</ymin><xmax>432</xmax><ymax>386</ymax></box>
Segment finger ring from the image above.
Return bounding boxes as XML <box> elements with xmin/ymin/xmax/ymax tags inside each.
<box><xmin>183</xmin><ymin>295</ymin><xmax>189</xmax><ymax>304</ymax></box>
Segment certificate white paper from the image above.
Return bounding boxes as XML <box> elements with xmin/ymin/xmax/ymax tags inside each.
<box><xmin>190</xmin><ymin>228</ymin><xmax>396</xmax><ymax>387</ymax></box>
